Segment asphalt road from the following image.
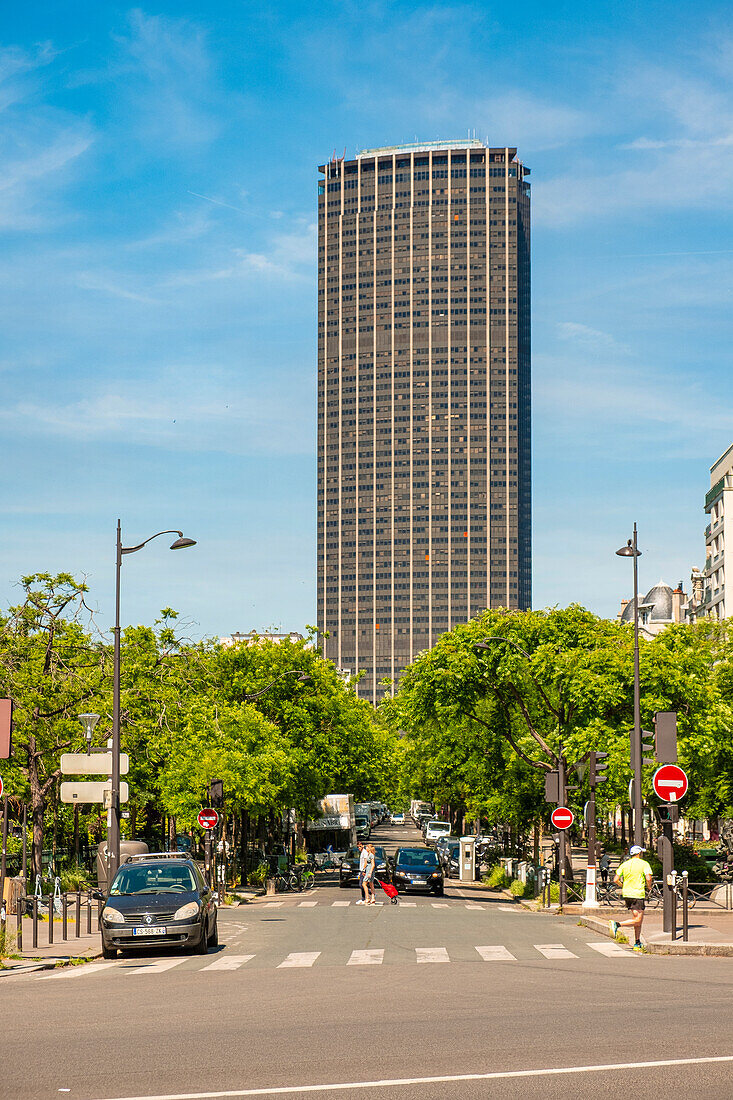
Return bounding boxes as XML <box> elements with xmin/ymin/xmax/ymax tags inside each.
<box><xmin>3</xmin><ymin>823</ymin><xmax>733</xmax><ymax>1100</ymax></box>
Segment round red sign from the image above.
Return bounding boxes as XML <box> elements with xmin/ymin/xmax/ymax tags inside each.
<box><xmin>551</xmin><ymin>806</ymin><xmax>574</xmax><ymax>830</ymax></box>
<box><xmin>198</xmin><ymin>808</ymin><xmax>219</xmax><ymax>830</ymax></box>
<box><xmin>0</xmin><ymin>775</ymin><xmax>3</xmax><ymax>799</ymax></box>
<box><xmin>653</xmin><ymin>764</ymin><xmax>688</xmax><ymax>803</ymax></box>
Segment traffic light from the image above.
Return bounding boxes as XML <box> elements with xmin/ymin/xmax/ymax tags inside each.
<box><xmin>654</xmin><ymin>711</ymin><xmax>678</xmax><ymax>763</ymax></box>
<box><xmin>589</xmin><ymin>751</ymin><xmax>609</xmax><ymax>786</ymax></box>
<box><xmin>641</xmin><ymin>730</ymin><xmax>655</xmax><ymax>767</ymax></box>
<box><xmin>208</xmin><ymin>779</ymin><xmax>224</xmax><ymax>808</ymax></box>
<box><xmin>657</xmin><ymin>803</ymin><xmax>679</xmax><ymax>824</ymax></box>
<box><xmin>544</xmin><ymin>770</ymin><xmax>560</xmax><ymax>803</ymax></box>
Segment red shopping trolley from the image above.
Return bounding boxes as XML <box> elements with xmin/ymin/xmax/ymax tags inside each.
<box><xmin>378</xmin><ymin>879</ymin><xmax>399</xmax><ymax>905</ymax></box>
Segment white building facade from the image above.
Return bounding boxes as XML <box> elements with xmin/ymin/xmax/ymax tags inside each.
<box><xmin>703</xmin><ymin>443</ymin><xmax>733</xmax><ymax>620</ymax></box>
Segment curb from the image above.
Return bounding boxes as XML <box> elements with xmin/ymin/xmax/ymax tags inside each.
<box><xmin>577</xmin><ymin>915</ymin><xmax>733</xmax><ymax>956</ymax></box>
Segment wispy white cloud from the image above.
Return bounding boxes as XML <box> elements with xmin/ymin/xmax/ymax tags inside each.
<box><xmin>555</xmin><ymin>322</ymin><xmax>630</xmax><ymax>356</ymax></box>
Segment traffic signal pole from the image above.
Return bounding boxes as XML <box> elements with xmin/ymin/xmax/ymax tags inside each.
<box><xmin>557</xmin><ymin>754</ymin><xmax>568</xmax><ymax>907</ymax></box>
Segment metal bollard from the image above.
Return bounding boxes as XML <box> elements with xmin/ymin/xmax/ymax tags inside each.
<box><xmin>87</xmin><ymin>891</ymin><xmax>92</xmax><ymax>935</ymax></box>
<box><xmin>16</xmin><ymin>895</ymin><xmax>22</xmax><ymax>952</ymax></box>
<box><xmin>682</xmin><ymin>871</ymin><xmax>689</xmax><ymax>942</ymax></box>
<box><xmin>76</xmin><ymin>891</ymin><xmax>81</xmax><ymax>937</ymax></box>
<box><xmin>32</xmin><ymin>896</ymin><xmax>38</xmax><ymax>949</ymax></box>
<box><xmin>48</xmin><ymin>897</ymin><xmax>54</xmax><ymax>945</ymax></box>
<box><xmin>62</xmin><ymin>894</ymin><xmax>68</xmax><ymax>941</ymax></box>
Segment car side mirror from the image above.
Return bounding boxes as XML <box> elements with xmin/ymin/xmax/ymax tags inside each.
<box><xmin>91</xmin><ymin>889</ymin><xmax>104</xmax><ymax>901</ymax></box>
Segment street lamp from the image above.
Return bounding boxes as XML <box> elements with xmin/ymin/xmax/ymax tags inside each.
<box><xmin>110</xmin><ymin>520</ymin><xmax>196</xmax><ymax>881</ymax></box>
<box><xmin>78</xmin><ymin>712</ymin><xmax>100</xmax><ymax>755</ymax></box>
<box><xmin>616</xmin><ymin>523</ymin><xmax>643</xmax><ymax>847</ymax></box>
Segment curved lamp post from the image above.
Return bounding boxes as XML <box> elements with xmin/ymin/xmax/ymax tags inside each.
<box><xmin>110</xmin><ymin>521</ymin><xmax>196</xmax><ymax>881</ymax></box>
<box><xmin>616</xmin><ymin>523</ymin><xmax>643</xmax><ymax>847</ymax></box>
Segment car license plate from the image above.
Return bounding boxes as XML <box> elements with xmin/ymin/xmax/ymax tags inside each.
<box><xmin>132</xmin><ymin>926</ymin><xmax>166</xmax><ymax>936</ymax></box>
<box><xmin>412</xmin><ymin>876</ymin><xmax>426</xmax><ymax>883</ymax></box>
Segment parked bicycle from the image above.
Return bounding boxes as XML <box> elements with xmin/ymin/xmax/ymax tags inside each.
<box><xmin>647</xmin><ymin>879</ymin><xmax>697</xmax><ymax>910</ymax></box>
<box><xmin>273</xmin><ymin>867</ymin><xmax>300</xmax><ymax>892</ymax></box>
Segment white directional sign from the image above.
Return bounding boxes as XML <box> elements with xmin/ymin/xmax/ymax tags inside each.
<box><xmin>60</xmin><ymin>780</ymin><xmax>129</xmax><ymax>804</ymax></box>
<box><xmin>61</xmin><ymin>753</ymin><xmax>129</xmax><ymax>776</ymax></box>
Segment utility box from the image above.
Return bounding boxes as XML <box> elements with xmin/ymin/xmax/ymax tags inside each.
<box><xmin>459</xmin><ymin>836</ymin><xmax>476</xmax><ymax>883</ymax></box>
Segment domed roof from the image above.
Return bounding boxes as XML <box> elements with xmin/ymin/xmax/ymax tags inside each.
<box><xmin>620</xmin><ymin>579</ymin><xmax>674</xmax><ymax>624</ymax></box>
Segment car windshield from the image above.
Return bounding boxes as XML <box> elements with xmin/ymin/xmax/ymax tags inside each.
<box><xmin>110</xmin><ymin>864</ymin><xmax>198</xmax><ymax>896</ymax></box>
<box><xmin>429</xmin><ymin>823</ymin><xmax>450</xmax><ymax>833</ymax></box>
<box><xmin>398</xmin><ymin>850</ymin><xmax>439</xmax><ymax>867</ymax></box>
<box><xmin>355</xmin><ymin>817</ymin><xmax>369</xmax><ymax>826</ymax></box>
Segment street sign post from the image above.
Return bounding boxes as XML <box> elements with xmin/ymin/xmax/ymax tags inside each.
<box><xmin>198</xmin><ymin>808</ymin><xmax>219</xmax><ymax>830</ymax></box>
<box><xmin>61</xmin><ymin>753</ymin><xmax>129</xmax><ymax>776</ymax></box>
<box><xmin>551</xmin><ymin>807</ymin><xmax>574</xmax><ymax>830</ymax></box>
<box><xmin>61</xmin><ymin>781</ymin><xmax>129</xmax><ymax>804</ymax></box>
<box><xmin>653</xmin><ymin>764</ymin><xmax>688</xmax><ymax>803</ymax></box>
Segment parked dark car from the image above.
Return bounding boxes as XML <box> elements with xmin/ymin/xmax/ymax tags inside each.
<box><xmin>339</xmin><ymin>845</ymin><xmax>390</xmax><ymax>888</ymax></box>
<box><xmin>99</xmin><ymin>852</ymin><xmax>218</xmax><ymax>959</ymax></box>
<box><xmin>390</xmin><ymin>847</ymin><xmax>444</xmax><ymax>895</ymax></box>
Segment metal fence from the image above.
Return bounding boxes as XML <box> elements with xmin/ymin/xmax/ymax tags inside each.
<box><xmin>1</xmin><ymin>885</ymin><xmax>102</xmax><ymax>953</ymax></box>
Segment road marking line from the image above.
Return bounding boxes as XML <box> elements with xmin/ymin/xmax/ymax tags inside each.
<box><xmin>399</xmin><ymin>902</ymin><xmax>416</xmax><ymax>907</ymax></box>
<box><xmin>415</xmin><ymin>947</ymin><xmax>450</xmax><ymax>964</ymax></box>
<box><xmin>298</xmin><ymin>901</ymin><xmax>317</xmax><ymax>907</ymax></box>
<box><xmin>534</xmin><ymin>944</ymin><xmax>578</xmax><ymax>959</ymax></box>
<box><xmin>201</xmin><ymin>955</ymin><xmax>255</xmax><ymax>971</ymax></box>
<box><xmin>264</xmin><ymin>902</ymin><xmax>283</xmax><ymax>908</ymax></box>
<box><xmin>347</xmin><ymin>949</ymin><xmax>384</xmax><ymax>965</ymax></box>
<box><xmin>36</xmin><ymin>962</ymin><xmax>121</xmax><ymax>980</ymax></box>
<box><xmin>465</xmin><ymin>904</ymin><xmax>485</xmax><ymax>910</ymax></box>
<box><xmin>89</xmin><ymin>1055</ymin><xmax>733</xmax><ymax>1098</ymax></box>
<box><xmin>332</xmin><ymin>901</ymin><xmax>350</xmax><ymax>906</ymax></box>
<box><xmin>497</xmin><ymin>905</ymin><xmax>520</xmax><ymax>912</ymax></box>
<box><xmin>431</xmin><ymin>903</ymin><xmax>449</xmax><ymax>908</ymax></box>
<box><xmin>277</xmin><ymin>952</ymin><xmax>320</xmax><ymax>968</ymax></box>
<box><xmin>475</xmin><ymin>945</ymin><xmax>516</xmax><ymax>961</ymax></box>
<box><xmin>587</xmin><ymin>941</ymin><xmax>631</xmax><ymax>957</ymax></box>
<box><xmin>126</xmin><ymin>959</ymin><xmax>188</xmax><ymax>975</ymax></box>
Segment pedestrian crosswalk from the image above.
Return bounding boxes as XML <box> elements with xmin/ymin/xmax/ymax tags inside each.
<box><xmin>32</xmin><ymin>939</ymin><xmax>636</xmax><ymax>981</ymax></box>
<box><xmin>263</xmin><ymin>900</ymin><xmax>499</xmax><ymax>910</ymax></box>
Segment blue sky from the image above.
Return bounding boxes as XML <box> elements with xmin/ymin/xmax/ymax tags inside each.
<box><xmin>2</xmin><ymin>0</ymin><xmax>732</xmax><ymax>640</ymax></box>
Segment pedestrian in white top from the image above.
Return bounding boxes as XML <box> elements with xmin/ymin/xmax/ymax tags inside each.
<box><xmin>356</xmin><ymin>842</ymin><xmax>368</xmax><ymax>904</ymax></box>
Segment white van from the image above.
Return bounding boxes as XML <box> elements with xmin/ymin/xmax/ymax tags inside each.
<box><xmin>424</xmin><ymin>821</ymin><xmax>451</xmax><ymax>847</ymax></box>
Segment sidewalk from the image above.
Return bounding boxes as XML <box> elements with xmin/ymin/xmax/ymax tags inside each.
<box><xmin>576</xmin><ymin>907</ymin><xmax>733</xmax><ymax>955</ymax></box>
<box><xmin>1</xmin><ymin>914</ymin><xmax>102</xmax><ymax>975</ymax></box>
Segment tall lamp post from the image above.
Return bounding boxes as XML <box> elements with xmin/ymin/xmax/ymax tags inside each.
<box><xmin>616</xmin><ymin>524</ymin><xmax>643</xmax><ymax>848</ymax></box>
<box><xmin>110</xmin><ymin>521</ymin><xmax>196</xmax><ymax>882</ymax></box>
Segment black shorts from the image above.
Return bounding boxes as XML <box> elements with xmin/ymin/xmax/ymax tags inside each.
<box><xmin>624</xmin><ymin>897</ymin><xmax>645</xmax><ymax>911</ymax></box>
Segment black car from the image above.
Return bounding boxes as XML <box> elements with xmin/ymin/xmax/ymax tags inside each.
<box><xmin>390</xmin><ymin>847</ymin><xmax>444</xmax><ymax>896</ymax></box>
<box><xmin>339</xmin><ymin>845</ymin><xmax>390</xmax><ymax>888</ymax></box>
<box><xmin>99</xmin><ymin>852</ymin><xmax>218</xmax><ymax>958</ymax></box>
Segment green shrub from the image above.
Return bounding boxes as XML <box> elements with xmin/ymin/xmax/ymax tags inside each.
<box><xmin>486</xmin><ymin>865</ymin><xmax>509</xmax><ymax>889</ymax></box>
<box><xmin>509</xmin><ymin>879</ymin><xmax>526</xmax><ymax>898</ymax></box>
<box><xmin>59</xmin><ymin>865</ymin><xmax>93</xmax><ymax>891</ymax></box>
<box><xmin>248</xmin><ymin>862</ymin><xmax>269</xmax><ymax>887</ymax></box>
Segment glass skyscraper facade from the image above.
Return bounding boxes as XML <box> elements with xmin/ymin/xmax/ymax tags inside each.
<box><xmin>317</xmin><ymin>139</ymin><xmax>531</xmax><ymax>703</ymax></box>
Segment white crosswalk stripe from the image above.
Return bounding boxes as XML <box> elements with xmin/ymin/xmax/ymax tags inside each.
<box><xmin>36</xmin><ymin>962</ymin><xmax>121</xmax><ymax>980</ymax></box>
<box><xmin>416</xmin><ymin>947</ymin><xmax>450</xmax><ymax>964</ymax></box>
<box><xmin>348</xmin><ymin>949</ymin><xmax>384</xmax><ymax>965</ymax></box>
<box><xmin>264</xmin><ymin>901</ymin><xmax>283</xmax><ymax>908</ymax></box>
<box><xmin>277</xmin><ymin>951</ymin><xmax>321</xmax><ymax>968</ymax></box>
<box><xmin>298</xmin><ymin>901</ymin><xmax>317</xmax><ymax>907</ymax></box>
<box><xmin>534</xmin><ymin>943</ymin><xmax>578</xmax><ymax>959</ymax></box>
<box><xmin>465</xmin><ymin>904</ymin><xmax>485</xmax><ymax>910</ymax></box>
<box><xmin>475</xmin><ymin>945</ymin><xmax>516</xmax><ymax>961</ymax></box>
<box><xmin>332</xmin><ymin>900</ymin><xmax>350</xmax><ymax>906</ymax></box>
<box><xmin>125</xmin><ymin>958</ymin><xmax>187</xmax><ymax>975</ymax></box>
<box><xmin>400</xmin><ymin>902</ymin><xmax>417</xmax><ymax>907</ymax></box>
<box><xmin>587</xmin><ymin>941</ymin><xmax>631</xmax><ymax>957</ymax></box>
<box><xmin>201</xmin><ymin>955</ymin><xmax>255</xmax><ymax>971</ymax></box>
<box><xmin>431</xmin><ymin>903</ymin><xmax>449</xmax><ymax>908</ymax></box>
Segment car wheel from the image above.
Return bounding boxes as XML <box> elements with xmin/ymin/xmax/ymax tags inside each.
<box><xmin>195</xmin><ymin>920</ymin><xmax>209</xmax><ymax>954</ymax></box>
<box><xmin>339</xmin><ymin>879</ymin><xmax>348</xmax><ymax>888</ymax></box>
<box><xmin>434</xmin><ymin>888</ymin><xmax>444</xmax><ymax>897</ymax></box>
<box><xmin>101</xmin><ymin>942</ymin><xmax>117</xmax><ymax>960</ymax></box>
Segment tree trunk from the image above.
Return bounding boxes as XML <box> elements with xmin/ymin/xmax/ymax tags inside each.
<box><xmin>168</xmin><ymin>814</ymin><xmax>177</xmax><ymax>850</ymax></box>
<box><xmin>27</xmin><ymin>742</ymin><xmax>45</xmax><ymax>881</ymax></box>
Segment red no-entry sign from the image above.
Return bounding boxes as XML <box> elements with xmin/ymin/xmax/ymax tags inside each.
<box><xmin>198</xmin><ymin>808</ymin><xmax>219</xmax><ymax>830</ymax></box>
<box><xmin>0</xmin><ymin>775</ymin><xmax>3</xmax><ymax>799</ymax></box>
<box><xmin>551</xmin><ymin>806</ymin><xmax>574</xmax><ymax>830</ymax></box>
<box><xmin>653</xmin><ymin>764</ymin><xmax>688</xmax><ymax>803</ymax></box>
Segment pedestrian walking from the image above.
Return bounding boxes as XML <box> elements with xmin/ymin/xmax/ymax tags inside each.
<box><xmin>365</xmin><ymin>844</ymin><xmax>377</xmax><ymax>904</ymax></box>
<box><xmin>598</xmin><ymin>849</ymin><xmax>611</xmax><ymax>887</ymax></box>
<box><xmin>356</xmin><ymin>841</ymin><xmax>368</xmax><ymax>904</ymax></box>
<box><xmin>609</xmin><ymin>845</ymin><xmax>653</xmax><ymax>951</ymax></box>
